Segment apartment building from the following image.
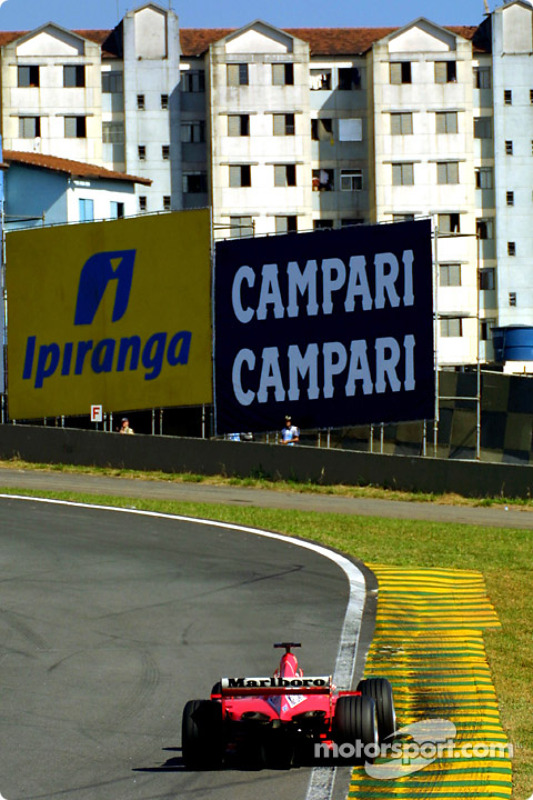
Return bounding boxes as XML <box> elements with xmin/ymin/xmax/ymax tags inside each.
<box><xmin>490</xmin><ymin>1</ymin><xmax>533</xmax><ymax>329</ymax></box>
<box><xmin>1</xmin><ymin>0</ymin><xmax>532</xmax><ymax>368</ymax></box>
<box><xmin>0</xmin><ymin>3</ymin><xmax>181</xmax><ymax>213</ymax></box>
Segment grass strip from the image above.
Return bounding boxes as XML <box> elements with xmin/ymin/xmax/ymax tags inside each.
<box><xmin>1</xmin><ymin>458</ymin><xmax>533</xmax><ymax>509</ymax></box>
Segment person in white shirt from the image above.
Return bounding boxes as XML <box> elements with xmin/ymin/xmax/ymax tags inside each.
<box><xmin>281</xmin><ymin>415</ymin><xmax>299</xmax><ymax>445</ymax></box>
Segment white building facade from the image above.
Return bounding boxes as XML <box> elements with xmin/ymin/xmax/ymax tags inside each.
<box><xmin>1</xmin><ymin>1</ymin><xmax>532</xmax><ymax>367</ymax></box>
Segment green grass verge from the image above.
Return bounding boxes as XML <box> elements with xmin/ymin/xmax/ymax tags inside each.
<box><xmin>2</xmin><ymin>457</ymin><xmax>533</xmax><ymax>508</ymax></box>
<box><xmin>0</xmin><ymin>484</ymin><xmax>531</xmax><ymax>798</ymax></box>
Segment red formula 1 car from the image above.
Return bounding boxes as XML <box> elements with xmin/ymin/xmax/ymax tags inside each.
<box><xmin>181</xmin><ymin>642</ymin><xmax>395</xmax><ymax>769</ymax></box>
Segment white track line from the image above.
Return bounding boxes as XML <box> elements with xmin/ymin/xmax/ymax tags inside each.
<box><xmin>0</xmin><ymin>494</ymin><xmax>368</xmax><ymax>800</ymax></box>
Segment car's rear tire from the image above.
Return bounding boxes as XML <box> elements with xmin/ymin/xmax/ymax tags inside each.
<box><xmin>182</xmin><ymin>699</ymin><xmax>224</xmax><ymax>769</ymax></box>
<box><xmin>356</xmin><ymin>678</ymin><xmax>396</xmax><ymax>743</ymax></box>
<box><xmin>333</xmin><ymin>695</ymin><xmax>377</xmax><ymax>763</ymax></box>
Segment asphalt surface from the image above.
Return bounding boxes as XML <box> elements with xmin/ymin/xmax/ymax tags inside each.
<box><xmin>0</xmin><ymin>466</ymin><xmax>531</xmax><ymax>529</ymax></box>
<box><xmin>1</xmin><ymin>468</ymin><xmax>529</xmax><ymax>800</ymax></box>
<box><xmin>0</xmin><ymin>496</ymin><xmax>360</xmax><ymax>800</ymax></box>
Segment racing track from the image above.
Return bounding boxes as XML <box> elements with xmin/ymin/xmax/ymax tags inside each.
<box><xmin>0</xmin><ymin>496</ymin><xmax>369</xmax><ymax>800</ymax></box>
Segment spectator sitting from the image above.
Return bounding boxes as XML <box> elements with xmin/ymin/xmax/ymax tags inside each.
<box><xmin>119</xmin><ymin>417</ymin><xmax>134</xmax><ymax>435</ymax></box>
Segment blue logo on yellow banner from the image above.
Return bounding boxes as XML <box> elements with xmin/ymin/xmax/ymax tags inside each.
<box><xmin>74</xmin><ymin>249</ymin><xmax>136</xmax><ymax>325</ymax></box>
<box><xmin>22</xmin><ymin>248</ymin><xmax>192</xmax><ymax>389</ymax></box>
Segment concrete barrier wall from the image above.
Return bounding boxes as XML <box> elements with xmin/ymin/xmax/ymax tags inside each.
<box><xmin>1</xmin><ymin>424</ymin><xmax>532</xmax><ymax>499</ymax></box>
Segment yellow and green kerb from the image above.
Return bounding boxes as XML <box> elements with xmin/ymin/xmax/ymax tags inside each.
<box><xmin>348</xmin><ymin>566</ymin><xmax>513</xmax><ymax>799</ymax></box>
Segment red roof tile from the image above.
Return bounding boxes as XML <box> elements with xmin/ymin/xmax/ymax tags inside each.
<box><xmin>0</xmin><ymin>21</ymin><xmax>487</xmax><ymax>60</ymax></box>
<box><xmin>0</xmin><ymin>28</ymin><xmax>119</xmax><ymax>57</ymax></box>
<box><xmin>180</xmin><ymin>24</ymin><xmax>483</xmax><ymax>57</ymax></box>
<box><xmin>180</xmin><ymin>28</ymin><xmax>234</xmax><ymax>56</ymax></box>
<box><xmin>0</xmin><ymin>31</ymin><xmax>25</xmax><ymax>46</ymax></box>
<box><xmin>3</xmin><ymin>150</ymin><xmax>151</xmax><ymax>185</ymax></box>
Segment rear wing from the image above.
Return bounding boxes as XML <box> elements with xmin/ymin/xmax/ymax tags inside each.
<box><xmin>219</xmin><ymin>676</ymin><xmax>332</xmax><ymax>696</ymax></box>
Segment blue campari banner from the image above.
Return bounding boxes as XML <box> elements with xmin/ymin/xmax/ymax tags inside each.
<box><xmin>214</xmin><ymin>220</ymin><xmax>434</xmax><ymax>435</ymax></box>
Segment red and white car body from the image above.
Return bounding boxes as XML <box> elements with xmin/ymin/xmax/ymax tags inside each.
<box><xmin>181</xmin><ymin>643</ymin><xmax>396</xmax><ymax>769</ymax></box>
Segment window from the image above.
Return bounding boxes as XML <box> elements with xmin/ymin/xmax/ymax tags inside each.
<box><xmin>506</xmin><ymin>191</ymin><xmax>514</xmax><ymax>206</ymax></box>
<box><xmin>273</xmin><ymin>113</ymin><xmax>295</xmax><ymax>136</ymax></box>
<box><xmin>161</xmin><ymin>93</ymin><xmax>169</xmax><ymax>109</ymax></box>
<box><xmin>314</xmin><ymin>219</ymin><xmax>333</xmax><ymax>230</ymax></box>
<box><xmin>181</xmin><ymin>70</ymin><xmax>205</xmax><ymax>92</ymax></box>
<box><xmin>505</xmin><ymin>140</ymin><xmax>513</xmax><ymax>155</ymax></box>
<box><xmin>310</xmin><ymin>69</ymin><xmax>331</xmax><ymax>90</ymax></box>
<box><xmin>110</xmin><ymin>201</ymin><xmax>125</xmax><ymax>219</ymax></box>
<box><xmin>509</xmin><ymin>292</ymin><xmax>517</xmax><ymax>306</ymax></box>
<box><xmin>182</xmin><ymin>172</ymin><xmax>208</xmax><ymax>193</ymax></box>
<box><xmin>19</xmin><ymin>116</ymin><xmax>40</xmax><ymax>138</ymax></box>
<box><xmin>392</xmin><ymin>162</ymin><xmax>414</xmax><ymax>186</ymax></box>
<box><xmin>390</xmin><ymin>62</ymin><xmax>411</xmax><ymax>84</ymax></box>
<box><xmin>65</xmin><ymin>116</ymin><xmax>86</xmax><ymax>138</ymax></box>
<box><xmin>139</xmin><ymin>196</ymin><xmax>147</xmax><ymax>211</ymax></box>
<box><xmin>474</xmin><ymin>117</ymin><xmax>492</xmax><ymax>138</ymax></box>
<box><xmin>274</xmin><ymin>164</ymin><xmax>296</xmax><ymax>187</ymax></box>
<box><xmin>437</xmin><ymin>162</ymin><xmax>459</xmax><ymax>184</ymax></box>
<box><xmin>440</xmin><ymin>264</ymin><xmax>461</xmax><ymax>287</ymax></box>
<box><xmin>476</xmin><ymin>218</ymin><xmax>493</xmax><ymax>239</ymax></box>
<box><xmin>340</xmin><ymin>169</ymin><xmax>363</xmax><ymax>191</ymax></box>
<box><xmin>338</xmin><ymin>67</ymin><xmax>361</xmax><ymax>90</ymax></box>
<box><xmin>440</xmin><ymin>318</ymin><xmax>463</xmax><ymax>337</ymax></box>
<box><xmin>162</xmin><ymin>145</ymin><xmax>170</xmax><ymax>160</ymax></box>
<box><xmin>312</xmin><ymin>168</ymin><xmax>334</xmax><ymax>191</ymax></box>
<box><xmin>391</xmin><ymin>112</ymin><xmax>413</xmax><ymax>135</ymax></box>
<box><xmin>79</xmin><ymin>199</ymin><xmax>94</xmax><ymax>222</ymax></box>
<box><xmin>137</xmin><ymin>94</ymin><xmax>145</xmax><ymax>110</ymax></box>
<box><xmin>275</xmin><ymin>216</ymin><xmax>297</xmax><ymax>234</ymax></box>
<box><xmin>230</xmin><ymin>216</ymin><xmax>253</xmax><ymax>238</ymax></box>
<box><xmin>138</xmin><ymin>145</ymin><xmax>146</xmax><ymax>160</ymax></box>
<box><xmin>438</xmin><ymin>213</ymin><xmax>460</xmax><ymax>233</ymax></box>
<box><xmin>435</xmin><ymin>61</ymin><xmax>456</xmax><ymax>83</ymax></box>
<box><xmin>18</xmin><ymin>65</ymin><xmax>39</xmax><ymax>87</ymax></box>
<box><xmin>228</xmin><ymin>115</ymin><xmax>249</xmax><ymax>137</ymax></box>
<box><xmin>338</xmin><ymin>118</ymin><xmax>362</xmax><ymax>142</ymax></box>
<box><xmin>163</xmin><ymin>196</ymin><xmax>171</xmax><ymax>211</ymax></box>
<box><xmin>479</xmin><ymin>268</ymin><xmax>495</xmax><ymax>290</ymax></box>
<box><xmin>475</xmin><ymin>168</ymin><xmax>493</xmax><ymax>189</ymax></box>
<box><xmin>474</xmin><ymin>67</ymin><xmax>491</xmax><ymax>89</ymax></box>
<box><xmin>103</xmin><ymin>121</ymin><xmax>124</xmax><ymax>143</ymax></box>
<box><xmin>311</xmin><ymin>118</ymin><xmax>333</xmax><ymax>141</ymax></box>
<box><xmin>504</xmin><ymin>89</ymin><xmax>512</xmax><ymax>105</ymax></box>
<box><xmin>508</xmin><ymin>241</ymin><xmax>516</xmax><ymax>256</ymax></box>
<box><xmin>272</xmin><ymin>63</ymin><xmax>294</xmax><ymax>86</ymax></box>
<box><xmin>64</xmin><ymin>65</ymin><xmax>85</xmax><ymax>87</ymax></box>
<box><xmin>102</xmin><ymin>71</ymin><xmax>122</xmax><ymax>93</ymax></box>
<box><xmin>227</xmin><ymin>63</ymin><xmax>249</xmax><ymax>86</ymax></box>
<box><xmin>181</xmin><ymin>121</ymin><xmax>205</xmax><ymax>143</ymax></box>
<box><xmin>436</xmin><ymin>111</ymin><xmax>457</xmax><ymax>134</ymax></box>
<box><xmin>229</xmin><ymin>165</ymin><xmax>251</xmax><ymax>187</ymax></box>
<box><xmin>393</xmin><ymin>214</ymin><xmax>415</xmax><ymax>222</ymax></box>
<box><xmin>481</xmin><ymin>318</ymin><xmax>496</xmax><ymax>340</ymax></box>
<box><xmin>342</xmin><ymin>218</ymin><xmax>364</xmax><ymax>226</ymax></box>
